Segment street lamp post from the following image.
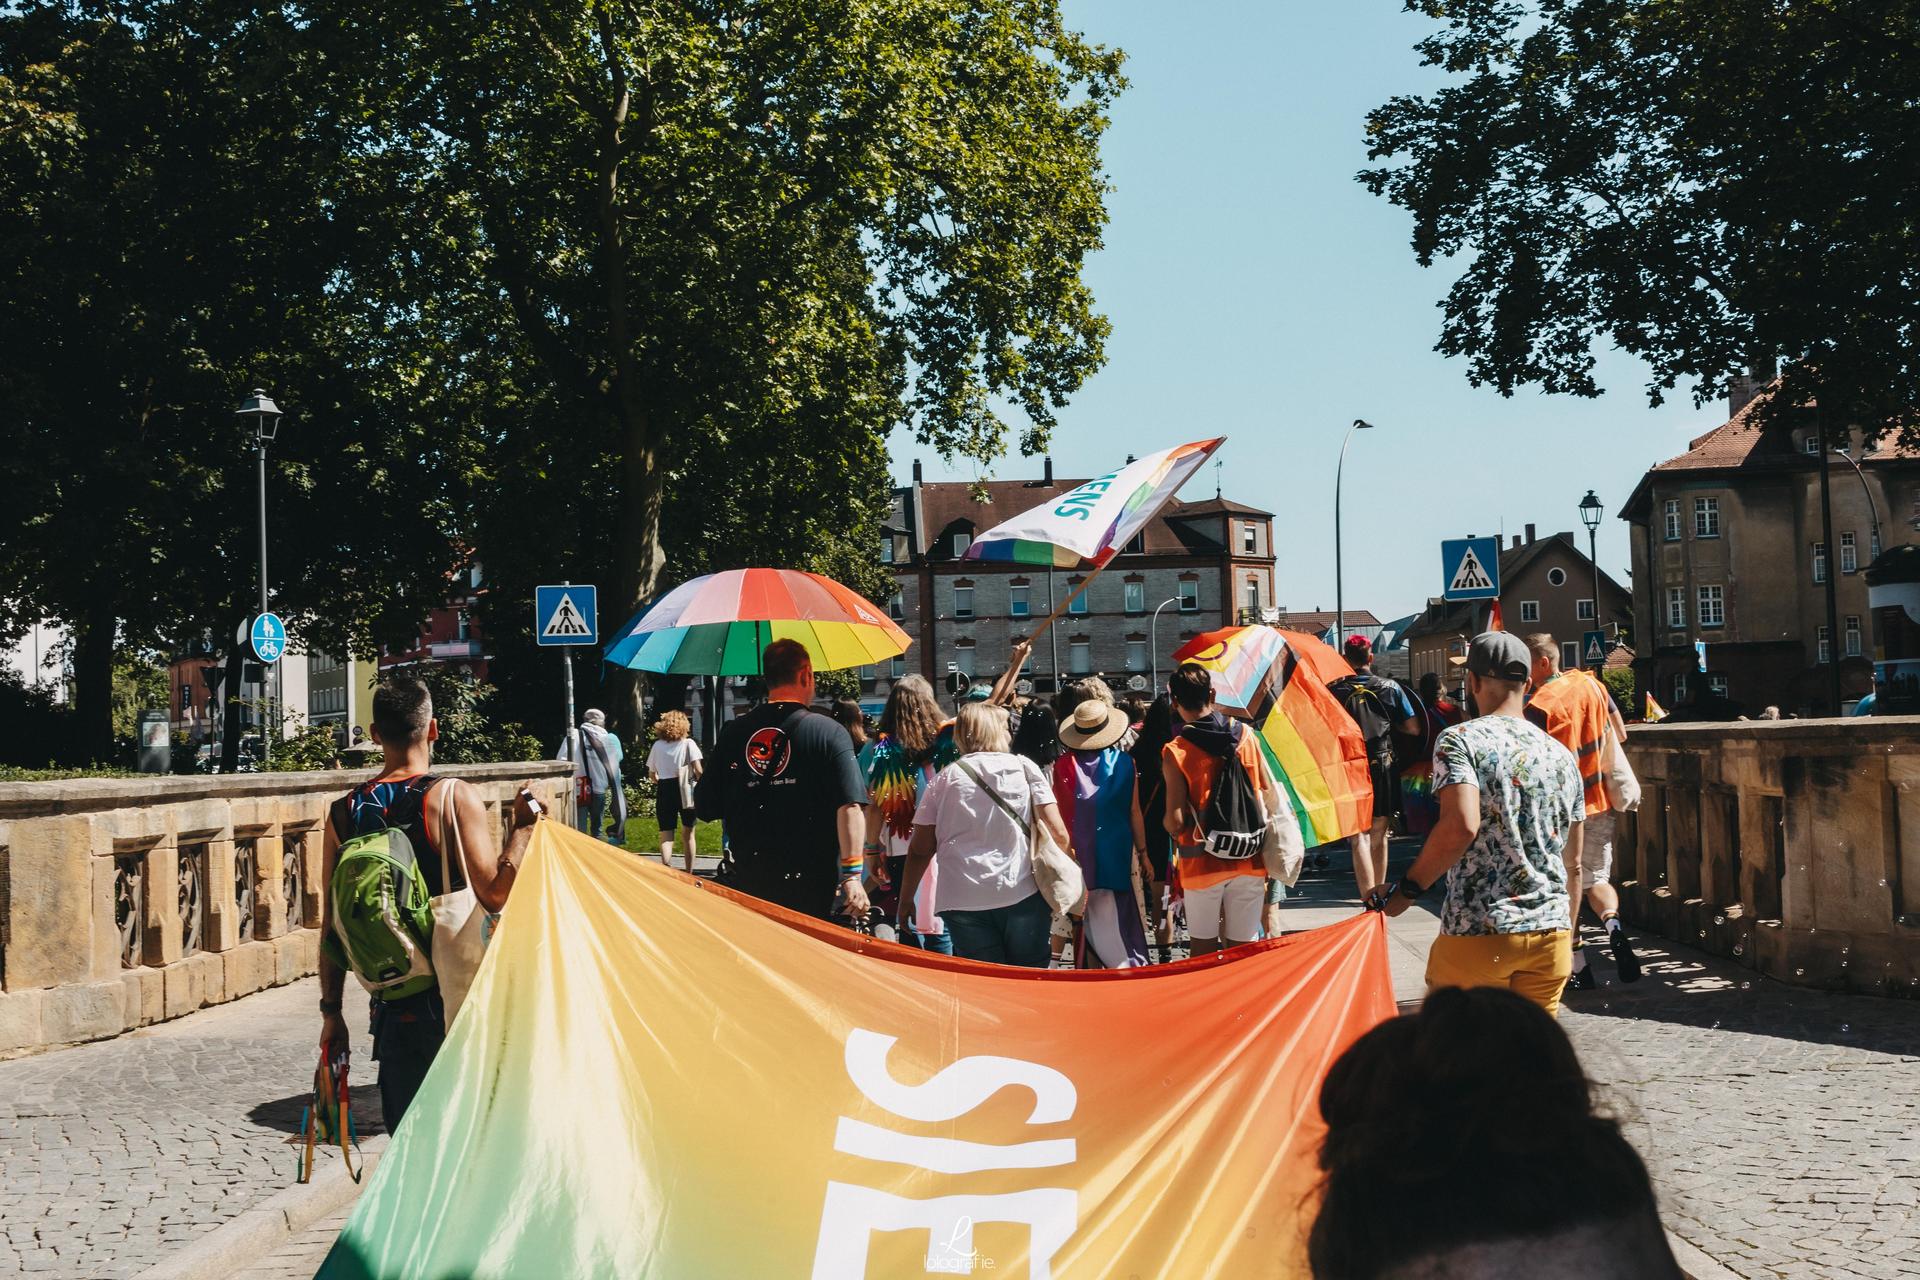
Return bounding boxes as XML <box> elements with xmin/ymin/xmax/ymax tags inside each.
<box><xmin>1578</xmin><ymin>490</ymin><xmax>1604</xmax><ymax>667</ymax></box>
<box><xmin>1833</xmin><ymin>446</ymin><xmax>1884</xmax><ymax>563</ymax></box>
<box><xmin>236</xmin><ymin>390</ymin><xmax>283</xmax><ymax>764</ymax></box>
<box><xmin>1335</xmin><ymin>420</ymin><xmax>1375</xmax><ymax>648</ymax></box>
<box><xmin>1149</xmin><ymin>597</ymin><xmax>1180</xmax><ymax>692</ymax></box>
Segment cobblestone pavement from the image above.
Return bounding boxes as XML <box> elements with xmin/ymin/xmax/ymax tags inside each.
<box><xmin>0</xmin><ymin>976</ymin><xmax>378</xmax><ymax>1278</ymax></box>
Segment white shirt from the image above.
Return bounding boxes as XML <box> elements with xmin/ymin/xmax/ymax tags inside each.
<box><xmin>645</xmin><ymin>737</ymin><xmax>702</xmax><ymax>782</ymax></box>
<box><xmin>913</xmin><ymin>752</ymin><xmax>1055</xmax><ymax>913</ymax></box>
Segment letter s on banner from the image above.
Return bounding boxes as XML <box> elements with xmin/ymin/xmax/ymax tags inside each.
<box><xmin>842</xmin><ymin>1029</ymin><xmax>1076</xmax><ymax>1123</ymax></box>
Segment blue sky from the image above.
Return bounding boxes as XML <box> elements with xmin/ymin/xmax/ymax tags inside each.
<box><xmin>888</xmin><ymin>0</ymin><xmax>1726</xmax><ymax>623</ymax></box>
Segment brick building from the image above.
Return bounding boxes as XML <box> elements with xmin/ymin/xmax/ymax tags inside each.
<box><xmin>880</xmin><ymin>461</ymin><xmax>1277</xmax><ymax>700</ymax></box>
<box><xmin>1620</xmin><ymin>381</ymin><xmax>1920</xmax><ymax>716</ymax></box>
<box><xmin>1402</xmin><ymin>526</ymin><xmax>1632</xmax><ymax>690</ymax></box>
<box><xmin>377</xmin><ymin>562</ymin><xmax>490</xmax><ymax>682</ymax></box>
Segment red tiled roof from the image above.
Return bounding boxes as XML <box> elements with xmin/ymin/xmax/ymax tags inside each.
<box><xmin>1651</xmin><ymin>386</ymin><xmax>1920</xmax><ymax>474</ymax></box>
<box><xmin>1273</xmin><ymin>609</ymin><xmax>1381</xmax><ymax>631</ymax></box>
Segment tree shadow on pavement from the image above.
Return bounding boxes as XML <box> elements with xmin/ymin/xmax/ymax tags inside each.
<box><xmin>1558</xmin><ymin>922</ymin><xmax>1920</xmax><ymax>1058</ymax></box>
<box><xmin>247</xmin><ymin>1086</ymin><xmax>390</xmax><ymax>1139</ymax></box>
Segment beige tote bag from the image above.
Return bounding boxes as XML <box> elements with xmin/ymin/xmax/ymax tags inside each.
<box><xmin>426</xmin><ymin>780</ymin><xmax>494</xmax><ymax>1027</ymax></box>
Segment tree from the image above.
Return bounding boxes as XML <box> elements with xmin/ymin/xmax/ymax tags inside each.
<box><xmin>0</xmin><ymin>3</ymin><xmax>486</xmax><ymax>763</ymax></box>
<box><xmin>1362</xmin><ymin>1</ymin><xmax>1920</xmax><ymax>431</ymax></box>
<box><xmin>323</xmin><ymin>0</ymin><xmax>1124</xmax><ymax>723</ymax></box>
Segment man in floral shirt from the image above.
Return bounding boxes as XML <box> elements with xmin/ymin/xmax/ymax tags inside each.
<box><xmin>1365</xmin><ymin>631</ymin><xmax>1586</xmax><ymax>1016</ymax></box>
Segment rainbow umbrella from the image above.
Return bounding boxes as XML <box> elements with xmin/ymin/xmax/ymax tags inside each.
<box><xmin>1171</xmin><ymin>625</ymin><xmax>1371</xmax><ymax>846</ymax></box>
<box><xmin>601</xmin><ymin>569</ymin><xmax>910</xmax><ymax>675</ymax></box>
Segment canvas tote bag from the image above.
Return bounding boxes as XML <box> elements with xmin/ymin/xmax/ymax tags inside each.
<box><xmin>426</xmin><ymin>780</ymin><xmax>493</xmax><ymax>1027</ymax></box>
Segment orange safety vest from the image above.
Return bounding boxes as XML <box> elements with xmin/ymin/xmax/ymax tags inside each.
<box><xmin>1528</xmin><ymin>670</ymin><xmax>1611</xmax><ymax>816</ymax></box>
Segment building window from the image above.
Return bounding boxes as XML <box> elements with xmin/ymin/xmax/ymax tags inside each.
<box><xmin>1818</xmin><ymin>625</ymin><xmax>1831</xmax><ymax>664</ymax></box>
<box><xmin>1674</xmin><ymin>672</ymin><xmax>1689</xmax><ymax>702</ymax></box>
<box><xmin>1846</xmin><ymin>615</ymin><xmax>1862</xmax><ymax>658</ymax></box>
<box><xmin>1698</xmin><ymin>584</ymin><xmax>1724</xmax><ymax>627</ymax></box>
<box><xmin>889</xmin><ymin>591</ymin><xmax>905</xmax><ymax>620</ymax></box>
<box><xmin>953</xmin><ymin>642</ymin><xmax>976</xmax><ymax>678</ymax></box>
<box><xmin>1666</xmin><ymin>587</ymin><xmax>1686</xmax><ymax>629</ymax></box>
<box><xmin>1708</xmin><ymin>673</ymin><xmax>1729</xmax><ymax>697</ymax></box>
<box><xmin>1243</xmin><ymin>577</ymin><xmax>1260</xmax><ymax>612</ymax></box>
<box><xmin>1068</xmin><ymin>579</ymin><xmax>1090</xmax><ymax>616</ymax></box>
<box><xmin>1664</xmin><ymin>500</ymin><xmax>1681</xmax><ymax>541</ymax></box>
<box><xmin>1805</xmin><ymin>435</ymin><xmax>1820</xmax><ymax>455</ymax></box>
<box><xmin>1125</xmin><ymin>639</ymin><xmax>1147</xmax><ymax>672</ymax></box>
<box><xmin>952</xmin><ymin>586</ymin><xmax>974</xmax><ymax>619</ymax></box>
<box><xmin>1009</xmin><ymin>583</ymin><xmax>1030</xmax><ymax>618</ymax></box>
<box><xmin>1520</xmin><ymin>600</ymin><xmax>1541</xmax><ymax>623</ymax></box>
<box><xmin>1177</xmin><ymin>580</ymin><xmax>1199</xmax><ymax>612</ymax></box>
<box><xmin>859</xmin><ymin>665</ymin><xmax>876</xmax><ymax>685</ymax></box>
<box><xmin>952</xmin><ymin>532</ymin><xmax>971</xmax><ymax>558</ymax></box>
<box><xmin>890</xmin><ymin>656</ymin><xmax>905</xmax><ymax>678</ymax></box>
<box><xmin>1561</xmin><ymin>641</ymin><xmax>1579</xmax><ymax>671</ymax></box>
<box><xmin>1547</xmin><ymin>567</ymin><xmax>1567</xmax><ymax>587</ymax></box>
<box><xmin>1873</xmin><ymin>529</ymin><xmax>1883</xmax><ymax>560</ymax></box>
<box><xmin>1123</xmin><ymin>581</ymin><xmax>1145</xmax><ymax>614</ymax></box>
<box><xmin>455</xmin><ymin>610</ymin><xmax>469</xmax><ymax>642</ymax></box>
<box><xmin>1841</xmin><ymin>531</ymin><xmax>1857</xmax><ymax>574</ymax></box>
<box><xmin>1813</xmin><ymin>542</ymin><xmax>1827</xmax><ymax>583</ymax></box>
<box><xmin>1122</xmin><ymin>532</ymin><xmax>1145</xmax><ymax>555</ymax></box>
<box><xmin>1069</xmin><ymin>640</ymin><xmax>1091</xmax><ymax>675</ymax></box>
<box><xmin>1242</xmin><ymin>524</ymin><xmax>1257</xmax><ymax>554</ymax></box>
<box><xmin>1695</xmin><ymin>497</ymin><xmax>1720</xmax><ymax>537</ymax></box>
<box><xmin>1576</xmin><ymin>599</ymin><xmax>1595</xmax><ymax>621</ymax></box>
<box><xmin>880</xmin><ymin>536</ymin><xmax>894</xmax><ymax>564</ymax></box>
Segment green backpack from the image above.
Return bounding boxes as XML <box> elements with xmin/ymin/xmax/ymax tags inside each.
<box><xmin>322</xmin><ymin>776</ymin><xmax>439</xmax><ymax>1002</ymax></box>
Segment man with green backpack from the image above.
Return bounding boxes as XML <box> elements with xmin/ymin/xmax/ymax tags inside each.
<box><xmin>317</xmin><ymin>677</ymin><xmax>541</xmax><ymax>1130</ymax></box>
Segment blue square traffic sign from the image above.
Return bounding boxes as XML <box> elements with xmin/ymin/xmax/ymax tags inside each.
<box><xmin>1440</xmin><ymin>537</ymin><xmax>1501</xmax><ymax>601</ymax></box>
<box><xmin>535</xmin><ymin>584</ymin><xmax>597</xmax><ymax>646</ymax></box>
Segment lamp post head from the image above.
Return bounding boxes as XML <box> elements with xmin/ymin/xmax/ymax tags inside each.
<box><xmin>1353</xmin><ymin>419</ymin><xmax>1375</xmax><ymax>431</ymax></box>
<box><xmin>1578</xmin><ymin>489</ymin><xmax>1604</xmax><ymax>531</ymax></box>
<box><xmin>236</xmin><ymin>389</ymin><xmax>283</xmax><ymax>444</ymax></box>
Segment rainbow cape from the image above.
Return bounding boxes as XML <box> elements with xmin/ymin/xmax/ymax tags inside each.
<box><xmin>965</xmin><ymin>438</ymin><xmax>1225</xmax><ymax>567</ymax></box>
<box><xmin>318</xmin><ymin>822</ymin><xmax>1392</xmax><ymax>1279</ymax></box>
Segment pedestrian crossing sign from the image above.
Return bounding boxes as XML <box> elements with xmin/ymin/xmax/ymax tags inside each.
<box><xmin>535</xmin><ymin>584</ymin><xmax>598</xmax><ymax>647</ymax></box>
<box><xmin>1440</xmin><ymin>537</ymin><xmax>1501</xmax><ymax>601</ymax></box>
<box><xmin>1583</xmin><ymin>629</ymin><xmax>1607</xmax><ymax>667</ymax></box>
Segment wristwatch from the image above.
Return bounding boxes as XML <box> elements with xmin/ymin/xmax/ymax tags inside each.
<box><xmin>1396</xmin><ymin>875</ymin><xmax>1427</xmax><ymax>901</ymax></box>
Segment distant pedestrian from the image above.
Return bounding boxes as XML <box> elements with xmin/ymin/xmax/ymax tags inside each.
<box><xmin>1523</xmin><ymin>634</ymin><xmax>1641</xmax><ymax>989</ymax></box>
<box><xmin>1055</xmin><ymin>700</ymin><xmax>1151</xmax><ymax>968</ymax></box>
<box><xmin>1366</xmin><ymin>632</ymin><xmax>1585</xmax><ymax>1017</ymax></box>
<box><xmin>1161</xmin><ymin>663</ymin><xmax>1295</xmax><ymax>954</ymax></box>
<box><xmin>1331</xmin><ymin>636</ymin><xmax>1421</xmax><ymax>896</ymax></box>
<box><xmin>901</xmin><ymin>702</ymin><xmax>1068</xmax><ymax>967</ymax></box>
<box><xmin>831</xmin><ymin>698</ymin><xmax>869</xmax><ymax>753</ymax></box>
<box><xmin>695</xmin><ymin>640</ymin><xmax>869</xmax><ymax>922</ymax></box>
<box><xmin>557</xmin><ymin>709</ymin><xmax>625</xmax><ymax>844</ymax></box>
<box><xmin>1130</xmin><ymin>694</ymin><xmax>1177</xmax><ymax>962</ymax></box>
<box><xmin>645</xmin><ymin>710</ymin><xmax>703</xmax><ymax>872</ymax></box>
<box><xmin>861</xmin><ymin>675</ymin><xmax>958</xmax><ymax>952</ymax></box>
<box><xmin>1011</xmin><ymin>698</ymin><xmax>1062</xmax><ymax>769</ymax></box>
<box><xmin>317</xmin><ymin>676</ymin><xmax>538</xmax><ymax>1131</ymax></box>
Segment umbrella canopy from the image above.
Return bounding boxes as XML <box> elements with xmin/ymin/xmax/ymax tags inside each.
<box><xmin>602</xmin><ymin>569</ymin><xmax>910</xmax><ymax>675</ymax></box>
<box><xmin>1171</xmin><ymin>625</ymin><xmax>1286</xmax><ymax>719</ymax></box>
<box><xmin>1274</xmin><ymin>628</ymin><xmax>1359</xmax><ymax>688</ymax></box>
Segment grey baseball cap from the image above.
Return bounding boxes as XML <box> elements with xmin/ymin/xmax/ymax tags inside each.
<box><xmin>1466</xmin><ymin>631</ymin><xmax>1531</xmax><ymax>682</ymax></box>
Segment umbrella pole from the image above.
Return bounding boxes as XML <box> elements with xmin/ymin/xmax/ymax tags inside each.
<box><xmin>1023</xmin><ymin>560</ymin><xmax>1110</xmax><ymax>646</ymax></box>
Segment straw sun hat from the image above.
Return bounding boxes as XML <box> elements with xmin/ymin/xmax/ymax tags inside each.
<box><xmin>1058</xmin><ymin>700</ymin><xmax>1129</xmax><ymax>752</ymax></box>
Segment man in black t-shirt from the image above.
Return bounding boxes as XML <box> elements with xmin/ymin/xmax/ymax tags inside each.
<box><xmin>696</xmin><ymin>639</ymin><xmax>870</xmax><ymax>922</ymax></box>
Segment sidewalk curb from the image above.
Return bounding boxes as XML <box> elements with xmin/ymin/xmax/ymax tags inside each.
<box><xmin>136</xmin><ymin>1136</ymin><xmax>388</xmax><ymax>1280</ymax></box>
<box><xmin>1670</xmin><ymin>1230</ymin><xmax>1744</xmax><ymax>1280</ymax></box>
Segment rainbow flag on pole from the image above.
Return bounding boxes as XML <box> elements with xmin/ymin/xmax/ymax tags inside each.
<box><xmin>965</xmin><ymin>438</ymin><xmax>1225</xmax><ymax>567</ymax></box>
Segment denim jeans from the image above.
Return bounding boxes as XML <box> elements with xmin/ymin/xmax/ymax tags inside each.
<box><xmin>898</xmin><ymin>927</ymin><xmax>955</xmax><ymax>956</ymax></box>
<box><xmin>576</xmin><ymin>789</ymin><xmax>606</xmax><ymax>836</ymax></box>
<box><xmin>940</xmin><ymin>892</ymin><xmax>1052</xmax><ymax>968</ymax></box>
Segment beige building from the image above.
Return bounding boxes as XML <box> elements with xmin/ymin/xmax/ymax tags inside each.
<box><xmin>1620</xmin><ymin>382</ymin><xmax>1919</xmax><ymax>716</ymax></box>
<box><xmin>1402</xmin><ymin>526</ymin><xmax>1632</xmax><ymax>691</ymax></box>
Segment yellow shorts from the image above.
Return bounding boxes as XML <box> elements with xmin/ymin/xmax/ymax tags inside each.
<box><xmin>1425</xmin><ymin>930</ymin><xmax>1573</xmax><ymax>1017</ymax></box>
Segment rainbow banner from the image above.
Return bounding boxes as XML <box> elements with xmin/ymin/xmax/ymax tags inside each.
<box><xmin>319</xmin><ymin>822</ymin><xmax>1392</xmax><ymax>1279</ymax></box>
<box><xmin>1254</xmin><ymin>648</ymin><xmax>1374</xmax><ymax>847</ymax></box>
<box><xmin>965</xmin><ymin>438</ymin><xmax>1225</xmax><ymax>567</ymax></box>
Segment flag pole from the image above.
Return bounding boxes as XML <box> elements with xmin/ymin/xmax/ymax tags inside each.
<box><xmin>1023</xmin><ymin>558</ymin><xmax>1112</xmax><ymax>646</ymax></box>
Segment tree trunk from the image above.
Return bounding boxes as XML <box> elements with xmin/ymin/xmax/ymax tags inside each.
<box><xmin>72</xmin><ymin>604</ymin><xmax>117</xmax><ymax>765</ymax></box>
<box><xmin>606</xmin><ymin>399</ymin><xmax>666</xmax><ymax>739</ymax></box>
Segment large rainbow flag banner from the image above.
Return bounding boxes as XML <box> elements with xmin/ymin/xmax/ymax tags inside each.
<box><xmin>319</xmin><ymin>822</ymin><xmax>1392</xmax><ymax>1279</ymax></box>
<box><xmin>965</xmin><ymin>438</ymin><xmax>1225</xmax><ymax>567</ymax></box>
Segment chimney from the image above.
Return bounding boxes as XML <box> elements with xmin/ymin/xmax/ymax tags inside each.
<box><xmin>1511</xmin><ymin>535</ymin><xmax>1521</xmax><ymax>549</ymax></box>
<box><xmin>1043</xmin><ymin>456</ymin><xmax>1053</xmax><ymax>486</ymax></box>
<box><xmin>911</xmin><ymin>458</ymin><xmax>923</xmax><ymax>483</ymax></box>
<box><xmin>1729</xmin><ymin>357</ymin><xmax>1779</xmax><ymax>418</ymax></box>
<box><xmin>1525</xmin><ymin>523</ymin><xmax>1537</xmax><ymax>545</ymax></box>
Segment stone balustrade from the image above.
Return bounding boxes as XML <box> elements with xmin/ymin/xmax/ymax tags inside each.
<box><xmin>1619</xmin><ymin>717</ymin><xmax>1920</xmax><ymax>997</ymax></box>
<box><xmin>0</xmin><ymin>763</ymin><xmax>575</xmax><ymax>1056</ymax></box>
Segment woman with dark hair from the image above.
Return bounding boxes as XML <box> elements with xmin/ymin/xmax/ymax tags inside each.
<box><xmin>861</xmin><ymin>675</ymin><xmax>957</xmax><ymax>952</ymax></box>
<box><xmin>830</xmin><ymin>698</ymin><xmax>869</xmax><ymax>753</ymax></box>
<box><xmin>1129</xmin><ymin>693</ymin><xmax>1176</xmax><ymax>961</ymax></box>
<box><xmin>1310</xmin><ymin>986</ymin><xmax>1682</xmax><ymax>1280</ymax></box>
<box><xmin>1011</xmin><ymin>699</ymin><xmax>1061</xmax><ymax>769</ymax></box>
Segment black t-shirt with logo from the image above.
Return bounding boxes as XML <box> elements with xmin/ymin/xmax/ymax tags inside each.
<box><xmin>698</xmin><ymin>701</ymin><xmax>866</xmax><ymax>902</ymax></box>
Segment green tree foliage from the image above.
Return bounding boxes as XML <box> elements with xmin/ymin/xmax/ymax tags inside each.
<box><xmin>1599</xmin><ymin>665</ymin><xmax>1636</xmax><ymax>714</ymax></box>
<box><xmin>418</xmin><ymin>669</ymin><xmax>543</xmax><ymax>766</ymax></box>
<box><xmin>1362</xmin><ymin>2</ymin><xmax>1920</xmax><ymax>430</ymax></box>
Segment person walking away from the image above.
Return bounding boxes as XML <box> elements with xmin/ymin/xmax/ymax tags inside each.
<box><xmin>861</xmin><ymin>675</ymin><xmax>958</xmax><ymax>952</ymax></box>
<box><xmin>1331</xmin><ymin>636</ymin><xmax>1420</xmax><ymax>895</ymax></box>
<box><xmin>1522</xmin><ymin>634</ymin><xmax>1642</xmax><ymax>988</ymax></box>
<box><xmin>1130</xmin><ymin>694</ymin><xmax>1177</xmax><ymax>962</ymax></box>
<box><xmin>831</xmin><ymin>699</ymin><xmax>870</xmax><ymax>754</ymax></box>
<box><xmin>1055</xmin><ymin>701</ymin><xmax>1152</xmax><ymax>968</ymax></box>
<box><xmin>1161</xmin><ymin>663</ymin><xmax>1295</xmax><ymax>954</ymax></box>
<box><xmin>695</xmin><ymin>640</ymin><xmax>870</xmax><ymax>923</ymax></box>
<box><xmin>601</xmin><ymin>718</ymin><xmax>627</xmax><ymax>843</ymax></box>
<box><xmin>1399</xmin><ymin>672</ymin><xmax>1462</xmax><ymax>840</ymax></box>
<box><xmin>645</xmin><ymin>710</ymin><xmax>703</xmax><ymax>872</ymax></box>
<box><xmin>557</xmin><ymin>709</ymin><xmax>624</xmax><ymax>843</ymax></box>
<box><xmin>901</xmin><ymin>702</ymin><xmax>1069</xmax><ymax>967</ymax></box>
<box><xmin>317</xmin><ymin>676</ymin><xmax>538</xmax><ymax>1130</ymax></box>
<box><xmin>1366</xmin><ymin>632</ymin><xmax>1585</xmax><ymax>1016</ymax></box>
